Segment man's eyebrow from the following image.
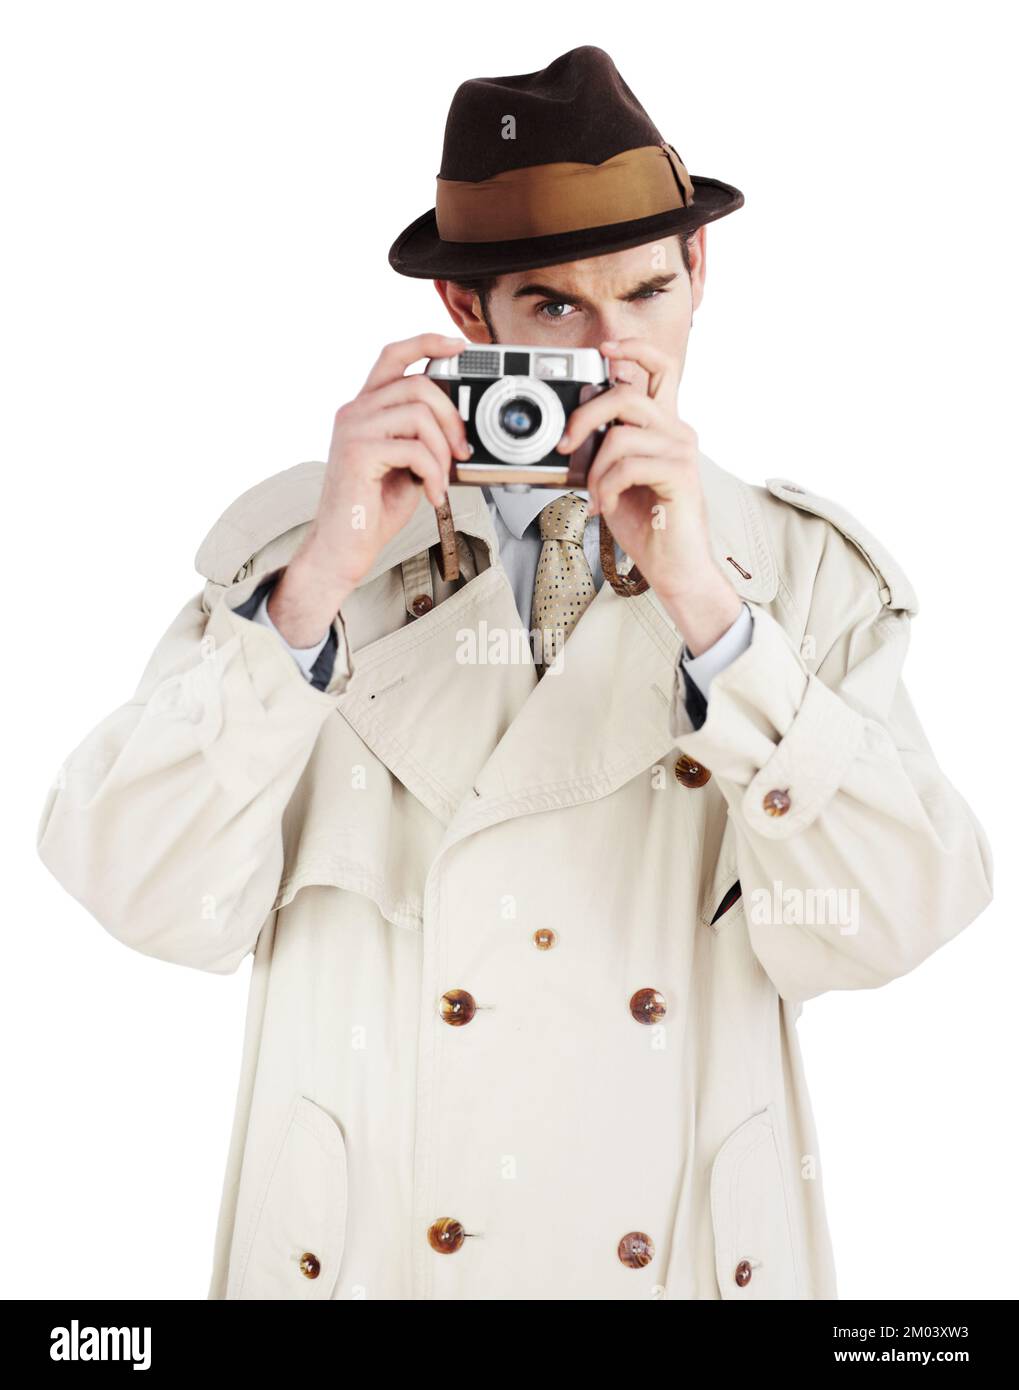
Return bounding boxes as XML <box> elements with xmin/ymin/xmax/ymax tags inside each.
<box><xmin>511</xmin><ymin>271</ymin><xmax>679</xmax><ymax>304</ymax></box>
<box><xmin>511</xmin><ymin>282</ymin><xmax>587</xmax><ymax>305</ymax></box>
<box><xmin>620</xmin><ymin>271</ymin><xmax>678</xmax><ymax>300</ymax></box>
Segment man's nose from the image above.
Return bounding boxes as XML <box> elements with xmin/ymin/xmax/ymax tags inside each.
<box><xmin>583</xmin><ymin>311</ymin><xmax>623</xmax><ymax>347</ymax></box>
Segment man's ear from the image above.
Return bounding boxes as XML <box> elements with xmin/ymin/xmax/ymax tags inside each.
<box><xmin>689</xmin><ymin>226</ymin><xmax>707</xmax><ymax>316</ymax></box>
<box><xmin>433</xmin><ymin>279</ymin><xmax>493</xmax><ymax>343</ymax></box>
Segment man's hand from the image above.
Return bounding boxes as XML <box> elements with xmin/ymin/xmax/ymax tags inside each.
<box><xmin>267</xmin><ymin>333</ymin><xmax>471</xmax><ymax>648</ymax></box>
<box><xmin>559</xmin><ymin>336</ymin><xmax>743</xmax><ymax>655</ymax></box>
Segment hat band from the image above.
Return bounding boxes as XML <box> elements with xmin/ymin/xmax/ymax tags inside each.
<box><xmin>434</xmin><ymin>143</ymin><xmax>695</xmax><ymax>243</ymax></box>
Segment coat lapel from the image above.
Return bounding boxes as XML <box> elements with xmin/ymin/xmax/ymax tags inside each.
<box><xmin>336</xmin><ymin>560</ymin><xmax>535</xmax><ymax>825</ymax></box>
<box><xmin>336</xmin><ymin>451</ymin><xmax>778</xmax><ymax>842</ymax></box>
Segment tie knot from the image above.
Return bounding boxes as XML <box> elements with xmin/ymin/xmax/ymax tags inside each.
<box><xmin>538</xmin><ymin>492</ymin><xmax>589</xmax><ymax>545</ymax></box>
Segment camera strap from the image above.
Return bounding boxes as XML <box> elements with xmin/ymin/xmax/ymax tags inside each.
<box><xmin>599</xmin><ymin>514</ymin><xmax>649</xmax><ymax>597</ymax></box>
<box><xmin>434</xmin><ymin>496</ymin><xmax>461</xmax><ymax>582</ymax></box>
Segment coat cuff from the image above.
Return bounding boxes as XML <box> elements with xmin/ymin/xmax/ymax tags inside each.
<box><xmin>678</xmin><ymin>601</ymin><xmax>754</xmax><ymax>702</ymax></box>
<box><xmin>233</xmin><ymin>574</ymin><xmax>339</xmax><ymax>691</ymax></box>
<box><xmin>668</xmin><ymin>602</ymin><xmax>866</xmax><ymax>838</ymax></box>
<box><xmin>204</xmin><ymin>565</ymin><xmax>353</xmax><ymax>715</ymax></box>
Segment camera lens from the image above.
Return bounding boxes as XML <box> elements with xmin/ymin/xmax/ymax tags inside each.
<box><xmin>498</xmin><ymin>397</ymin><xmax>542</xmax><ymax>439</ymax></box>
<box><xmin>475</xmin><ymin>377</ymin><xmax>565</xmax><ymax>464</ymax></box>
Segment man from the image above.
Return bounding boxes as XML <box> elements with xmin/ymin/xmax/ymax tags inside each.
<box><xmin>37</xmin><ymin>46</ymin><xmax>992</xmax><ymax>1300</ymax></box>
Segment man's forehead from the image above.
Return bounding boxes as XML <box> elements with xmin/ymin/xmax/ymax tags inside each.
<box><xmin>499</xmin><ymin>238</ymin><xmax>683</xmax><ymax>295</ymax></box>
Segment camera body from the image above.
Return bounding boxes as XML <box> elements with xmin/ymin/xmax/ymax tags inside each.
<box><xmin>425</xmin><ymin>345</ymin><xmax>611</xmax><ymax>487</ymax></box>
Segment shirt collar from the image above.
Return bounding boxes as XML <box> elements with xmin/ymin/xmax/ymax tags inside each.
<box><xmin>483</xmin><ymin>484</ymin><xmax>590</xmax><ymax>539</ymax></box>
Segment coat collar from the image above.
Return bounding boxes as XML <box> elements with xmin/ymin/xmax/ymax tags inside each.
<box><xmin>365</xmin><ymin>447</ymin><xmax>777</xmax><ymax>603</ymax></box>
<box><xmin>195</xmin><ymin>450</ymin><xmax>776</xmax><ymax>607</ymax></box>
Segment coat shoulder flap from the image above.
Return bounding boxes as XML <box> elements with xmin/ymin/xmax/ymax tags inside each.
<box><xmin>764</xmin><ymin>477</ymin><xmax>919</xmax><ymax>616</ymax></box>
<box><xmin>195</xmin><ymin>460</ymin><xmax>327</xmax><ymax>586</ymax></box>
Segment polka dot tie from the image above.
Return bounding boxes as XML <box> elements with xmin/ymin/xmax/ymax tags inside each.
<box><xmin>530</xmin><ymin>492</ymin><xmax>596</xmax><ymax>674</ymax></box>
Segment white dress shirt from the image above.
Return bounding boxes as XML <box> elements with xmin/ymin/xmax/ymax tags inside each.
<box><xmin>251</xmin><ymin>486</ymin><xmax>753</xmax><ymax>700</ymax></box>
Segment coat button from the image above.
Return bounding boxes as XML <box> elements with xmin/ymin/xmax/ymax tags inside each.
<box><xmin>299</xmin><ymin>1252</ymin><xmax>321</xmax><ymax>1279</ymax></box>
<box><xmin>440</xmin><ymin>989</ymin><xmax>477</xmax><ymax>1025</ymax></box>
<box><xmin>533</xmin><ymin>927</ymin><xmax>557</xmax><ymax>950</ymax></box>
<box><xmin>734</xmin><ymin>1258</ymin><xmax>753</xmax><ymax>1287</ymax></box>
<box><xmin>762</xmin><ymin>788</ymin><xmax>791</xmax><ymax>817</ymax></box>
<box><xmin>674</xmin><ymin>753</ymin><xmax>711</xmax><ymax>788</ymax></box>
<box><xmin>629</xmin><ymin>988</ymin><xmax>667</xmax><ymax>1024</ymax></box>
<box><xmin>410</xmin><ymin>593</ymin><xmax>434</xmax><ymax>617</ymax></box>
<box><xmin>428</xmin><ymin>1218</ymin><xmax>466</xmax><ymax>1253</ymax></box>
<box><xmin>617</xmin><ymin>1231</ymin><xmax>655</xmax><ymax>1268</ymax></box>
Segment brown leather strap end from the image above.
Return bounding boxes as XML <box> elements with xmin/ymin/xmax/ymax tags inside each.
<box><xmin>434</xmin><ymin>495</ymin><xmax>461</xmax><ymax>582</ymax></box>
<box><xmin>599</xmin><ymin>513</ymin><xmax>649</xmax><ymax>597</ymax></box>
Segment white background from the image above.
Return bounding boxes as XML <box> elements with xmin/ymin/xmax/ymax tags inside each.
<box><xmin>3</xmin><ymin>0</ymin><xmax>1014</xmax><ymax>1300</ymax></box>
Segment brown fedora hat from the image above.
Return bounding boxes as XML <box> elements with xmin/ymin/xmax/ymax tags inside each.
<box><xmin>388</xmin><ymin>45</ymin><xmax>743</xmax><ymax>280</ymax></box>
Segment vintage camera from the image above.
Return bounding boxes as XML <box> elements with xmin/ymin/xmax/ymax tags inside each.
<box><xmin>426</xmin><ymin>345</ymin><xmax>612</xmax><ymax>487</ymax></box>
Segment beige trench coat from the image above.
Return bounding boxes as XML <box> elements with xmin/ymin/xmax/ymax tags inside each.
<box><xmin>36</xmin><ymin>450</ymin><xmax>993</xmax><ymax>1300</ymax></box>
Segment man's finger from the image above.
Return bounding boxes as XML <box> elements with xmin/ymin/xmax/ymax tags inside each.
<box><xmin>590</xmin><ymin>454</ymin><xmax>672</xmax><ymax>516</ymax></box>
<box><xmin>359</xmin><ymin>333</ymin><xmax>466</xmax><ymax>395</ymax></box>
<box><xmin>366</xmin><ymin>374</ymin><xmax>470</xmax><ymax>456</ymax></box>
<box><xmin>600</xmin><ymin>337</ymin><xmax>680</xmax><ymax>401</ymax></box>
<box><xmin>557</xmin><ymin>384</ymin><xmax>656</xmax><ymax>452</ymax></box>
<box><xmin>376</xmin><ymin>401</ymin><xmax>453</xmax><ymax>481</ymax></box>
<box><xmin>351</xmin><ymin>437</ymin><xmax>447</xmax><ymax>509</ymax></box>
<box><xmin>585</xmin><ymin>427</ymin><xmax>676</xmax><ymax>494</ymax></box>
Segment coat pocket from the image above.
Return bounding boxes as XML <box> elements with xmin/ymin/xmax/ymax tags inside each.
<box><xmin>229</xmin><ymin>1094</ymin><xmax>349</xmax><ymax>1300</ymax></box>
<box><xmin>709</xmin><ymin>1103</ymin><xmax>800</xmax><ymax>1299</ymax></box>
<box><xmin>708</xmin><ymin>879</ymin><xmax>743</xmax><ymax>926</ymax></box>
<box><xmin>700</xmin><ymin>820</ymin><xmax>745</xmax><ymax>932</ymax></box>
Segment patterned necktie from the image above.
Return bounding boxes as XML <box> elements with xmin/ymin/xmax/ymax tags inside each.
<box><xmin>530</xmin><ymin>492</ymin><xmax>597</xmax><ymax>673</ymax></box>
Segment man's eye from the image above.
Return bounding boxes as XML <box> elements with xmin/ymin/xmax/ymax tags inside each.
<box><xmin>536</xmin><ymin>301</ymin><xmax>577</xmax><ymax>320</ymax></box>
<box><xmin>632</xmin><ymin>287</ymin><xmax>665</xmax><ymax>301</ymax></box>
